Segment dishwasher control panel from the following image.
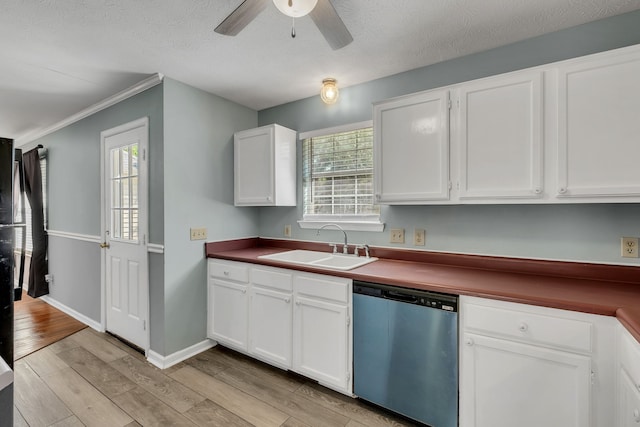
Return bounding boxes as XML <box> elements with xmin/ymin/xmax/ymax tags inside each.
<box><xmin>353</xmin><ymin>281</ymin><xmax>458</xmax><ymax>312</ymax></box>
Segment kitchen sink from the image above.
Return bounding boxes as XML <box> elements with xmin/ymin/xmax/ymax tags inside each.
<box><xmin>258</xmin><ymin>249</ymin><xmax>378</xmax><ymax>271</ymax></box>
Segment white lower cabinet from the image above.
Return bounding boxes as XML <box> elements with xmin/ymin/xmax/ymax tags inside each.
<box><xmin>207</xmin><ymin>260</ymin><xmax>353</xmax><ymax>395</ymax></box>
<box><xmin>460</xmin><ymin>295</ymin><xmax>616</xmax><ymax>427</ymax></box>
<box><xmin>616</xmin><ymin>323</ymin><xmax>640</xmax><ymax>427</ymax></box>
<box><xmin>293</xmin><ymin>272</ymin><xmax>352</xmax><ymax>394</ymax></box>
<box><xmin>248</xmin><ymin>266</ymin><xmax>293</xmax><ymax>369</ymax></box>
<box><xmin>208</xmin><ymin>279</ymin><xmax>249</xmax><ymax>352</ymax></box>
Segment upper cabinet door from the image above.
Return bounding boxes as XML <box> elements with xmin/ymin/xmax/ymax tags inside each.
<box><xmin>234</xmin><ymin>124</ymin><xmax>296</xmax><ymax>206</ymax></box>
<box><xmin>557</xmin><ymin>50</ymin><xmax>640</xmax><ymax>199</ymax></box>
<box><xmin>373</xmin><ymin>89</ymin><xmax>450</xmax><ymax>204</ymax></box>
<box><xmin>457</xmin><ymin>72</ymin><xmax>544</xmax><ymax>200</ymax></box>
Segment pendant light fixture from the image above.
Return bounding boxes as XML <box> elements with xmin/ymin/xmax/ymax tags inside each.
<box><xmin>320</xmin><ymin>78</ymin><xmax>339</xmax><ymax>104</ymax></box>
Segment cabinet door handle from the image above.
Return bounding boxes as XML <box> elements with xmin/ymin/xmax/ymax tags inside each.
<box><xmin>295</xmin><ymin>300</ymin><xmax>301</xmax><ymax>305</ymax></box>
<box><xmin>533</xmin><ymin>187</ymin><xmax>542</xmax><ymax>194</ymax></box>
<box><xmin>633</xmin><ymin>408</ymin><xmax>640</xmax><ymax>422</ymax></box>
<box><xmin>558</xmin><ymin>187</ymin><xmax>567</xmax><ymax>194</ymax></box>
<box><xmin>465</xmin><ymin>337</ymin><xmax>474</xmax><ymax>346</ymax></box>
<box><xmin>518</xmin><ymin>322</ymin><xmax>528</xmax><ymax>332</ymax></box>
<box><xmin>223</xmin><ymin>271</ymin><xmax>230</xmax><ymax>276</ymax></box>
<box><xmin>241</xmin><ymin>289</ymin><xmax>246</xmax><ymax>294</ymax></box>
<box><xmin>284</xmin><ymin>297</ymin><xmax>290</xmax><ymax>303</ymax></box>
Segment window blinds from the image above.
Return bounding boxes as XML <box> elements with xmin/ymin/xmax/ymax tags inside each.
<box><xmin>302</xmin><ymin>127</ymin><xmax>379</xmax><ymax>216</ymax></box>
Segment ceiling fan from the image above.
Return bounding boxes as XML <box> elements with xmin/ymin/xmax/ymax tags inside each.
<box><xmin>215</xmin><ymin>0</ymin><xmax>353</xmax><ymax>50</ymax></box>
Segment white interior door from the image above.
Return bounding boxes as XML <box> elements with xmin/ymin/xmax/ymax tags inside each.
<box><xmin>101</xmin><ymin>118</ymin><xmax>149</xmax><ymax>350</ymax></box>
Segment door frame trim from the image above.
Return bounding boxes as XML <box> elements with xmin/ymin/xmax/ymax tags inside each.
<box><xmin>99</xmin><ymin>116</ymin><xmax>150</xmax><ymax>352</ymax></box>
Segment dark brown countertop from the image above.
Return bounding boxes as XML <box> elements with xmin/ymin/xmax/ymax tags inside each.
<box><xmin>206</xmin><ymin>238</ymin><xmax>640</xmax><ymax>342</ymax></box>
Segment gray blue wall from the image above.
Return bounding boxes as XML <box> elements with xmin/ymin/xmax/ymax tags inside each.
<box><xmin>26</xmin><ymin>85</ymin><xmax>164</xmax><ymax>326</ymax></box>
<box><xmin>161</xmin><ymin>78</ymin><xmax>257</xmax><ymax>355</ymax></box>
<box><xmin>257</xmin><ymin>10</ymin><xmax>640</xmax><ymax>266</ymax></box>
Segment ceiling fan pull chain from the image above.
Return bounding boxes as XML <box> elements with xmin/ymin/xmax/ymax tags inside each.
<box><xmin>291</xmin><ymin>17</ymin><xmax>296</xmax><ymax>38</ymax></box>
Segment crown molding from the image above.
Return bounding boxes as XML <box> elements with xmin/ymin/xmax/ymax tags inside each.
<box><xmin>15</xmin><ymin>73</ymin><xmax>164</xmax><ymax>147</ymax></box>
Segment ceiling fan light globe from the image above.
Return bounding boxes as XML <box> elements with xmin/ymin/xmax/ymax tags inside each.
<box><xmin>321</xmin><ymin>78</ymin><xmax>339</xmax><ymax>104</ymax></box>
<box><xmin>273</xmin><ymin>0</ymin><xmax>318</xmax><ymax>18</ymax></box>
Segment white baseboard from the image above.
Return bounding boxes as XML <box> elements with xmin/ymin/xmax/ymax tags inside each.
<box><xmin>147</xmin><ymin>339</ymin><xmax>216</xmax><ymax>370</ymax></box>
<box><xmin>39</xmin><ymin>295</ymin><xmax>103</xmax><ymax>332</ymax></box>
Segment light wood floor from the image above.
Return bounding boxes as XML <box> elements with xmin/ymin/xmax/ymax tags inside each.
<box><xmin>14</xmin><ymin>291</ymin><xmax>87</xmax><ymax>360</ymax></box>
<box><xmin>13</xmin><ymin>328</ymin><xmax>416</xmax><ymax>426</ymax></box>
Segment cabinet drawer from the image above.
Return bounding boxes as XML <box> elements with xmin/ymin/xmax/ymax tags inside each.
<box><xmin>294</xmin><ymin>273</ymin><xmax>350</xmax><ymax>303</ymax></box>
<box><xmin>251</xmin><ymin>266</ymin><xmax>293</xmax><ymax>292</ymax></box>
<box><xmin>208</xmin><ymin>260</ymin><xmax>249</xmax><ymax>283</ymax></box>
<box><xmin>464</xmin><ymin>302</ymin><xmax>593</xmax><ymax>353</ymax></box>
<box><xmin>620</xmin><ymin>326</ymin><xmax>640</xmax><ymax>386</ymax></box>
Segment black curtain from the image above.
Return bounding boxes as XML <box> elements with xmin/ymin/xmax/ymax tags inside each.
<box><xmin>23</xmin><ymin>149</ymin><xmax>48</xmax><ymax>298</ymax></box>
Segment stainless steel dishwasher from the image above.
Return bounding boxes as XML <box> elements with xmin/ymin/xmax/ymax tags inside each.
<box><xmin>353</xmin><ymin>281</ymin><xmax>458</xmax><ymax>427</ymax></box>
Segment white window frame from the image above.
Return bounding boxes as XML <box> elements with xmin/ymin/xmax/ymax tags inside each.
<box><xmin>298</xmin><ymin>120</ymin><xmax>384</xmax><ymax>232</ymax></box>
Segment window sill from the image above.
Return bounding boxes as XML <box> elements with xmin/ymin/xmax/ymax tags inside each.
<box><xmin>297</xmin><ymin>219</ymin><xmax>385</xmax><ymax>232</ymax></box>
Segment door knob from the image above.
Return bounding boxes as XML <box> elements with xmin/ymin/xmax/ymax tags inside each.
<box><xmin>99</xmin><ymin>242</ymin><xmax>110</xmax><ymax>249</ymax></box>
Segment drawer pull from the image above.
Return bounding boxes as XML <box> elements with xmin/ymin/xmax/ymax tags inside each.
<box><xmin>634</xmin><ymin>409</ymin><xmax>640</xmax><ymax>422</ymax></box>
<box><xmin>223</xmin><ymin>271</ymin><xmax>230</xmax><ymax>276</ymax></box>
<box><xmin>465</xmin><ymin>337</ymin><xmax>474</xmax><ymax>346</ymax></box>
<box><xmin>518</xmin><ymin>322</ymin><xmax>528</xmax><ymax>332</ymax></box>
<box><xmin>241</xmin><ymin>289</ymin><xmax>246</xmax><ymax>294</ymax></box>
<box><xmin>284</xmin><ymin>297</ymin><xmax>290</xmax><ymax>303</ymax></box>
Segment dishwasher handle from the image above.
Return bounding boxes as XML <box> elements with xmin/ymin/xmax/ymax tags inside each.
<box><xmin>383</xmin><ymin>290</ymin><xmax>419</xmax><ymax>304</ymax></box>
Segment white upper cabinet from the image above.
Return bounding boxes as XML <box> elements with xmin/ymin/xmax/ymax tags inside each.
<box><xmin>373</xmin><ymin>89</ymin><xmax>450</xmax><ymax>204</ymax></box>
<box><xmin>556</xmin><ymin>49</ymin><xmax>640</xmax><ymax>200</ymax></box>
<box><xmin>456</xmin><ymin>71</ymin><xmax>543</xmax><ymax>200</ymax></box>
<box><xmin>373</xmin><ymin>44</ymin><xmax>640</xmax><ymax>205</ymax></box>
<box><xmin>234</xmin><ymin>124</ymin><xmax>297</xmax><ymax>206</ymax></box>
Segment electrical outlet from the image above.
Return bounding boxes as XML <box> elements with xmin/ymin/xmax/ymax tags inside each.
<box><xmin>414</xmin><ymin>229</ymin><xmax>426</xmax><ymax>246</ymax></box>
<box><xmin>621</xmin><ymin>237</ymin><xmax>639</xmax><ymax>258</ymax></box>
<box><xmin>390</xmin><ymin>228</ymin><xmax>405</xmax><ymax>244</ymax></box>
<box><xmin>44</xmin><ymin>274</ymin><xmax>53</xmax><ymax>284</ymax></box>
<box><xmin>190</xmin><ymin>227</ymin><xmax>207</xmax><ymax>241</ymax></box>
<box><xmin>284</xmin><ymin>224</ymin><xmax>292</xmax><ymax>237</ymax></box>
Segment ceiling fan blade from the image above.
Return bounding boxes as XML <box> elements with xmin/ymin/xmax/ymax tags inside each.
<box><xmin>215</xmin><ymin>0</ymin><xmax>270</xmax><ymax>36</ymax></box>
<box><xmin>309</xmin><ymin>0</ymin><xmax>353</xmax><ymax>50</ymax></box>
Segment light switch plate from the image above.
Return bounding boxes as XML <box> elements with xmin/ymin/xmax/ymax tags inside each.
<box><xmin>190</xmin><ymin>227</ymin><xmax>207</xmax><ymax>241</ymax></box>
<box><xmin>284</xmin><ymin>224</ymin><xmax>292</xmax><ymax>237</ymax></box>
<box><xmin>390</xmin><ymin>228</ymin><xmax>405</xmax><ymax>244</ymax></box>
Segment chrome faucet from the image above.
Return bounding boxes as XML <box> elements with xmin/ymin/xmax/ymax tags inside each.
<box><xmin>317</xmin><ymin>223</ymin><xmax>349</xmax><ymax>254</ymax></box>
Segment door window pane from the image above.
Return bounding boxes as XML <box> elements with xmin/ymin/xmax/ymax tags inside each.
<box><xmin>110</xmin><ymin>143</ymin><xmax>139</xmax><ymax>242</ymax></box>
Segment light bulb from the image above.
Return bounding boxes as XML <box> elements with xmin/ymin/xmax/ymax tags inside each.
<box><xmin>321</xmin><ymin>78</ymin><xmax>339</xmax><ymax>104</ymax></box>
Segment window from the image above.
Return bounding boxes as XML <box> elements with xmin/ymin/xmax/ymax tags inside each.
<box><xmin>15</xmin><ymin>153</ymin><xmax>47</xmax><ymax>253</ymax></box>
<box><xmin>299</xmin><ymin>121</ymin><xmax>382</xmax><ymax>231</ymax></box>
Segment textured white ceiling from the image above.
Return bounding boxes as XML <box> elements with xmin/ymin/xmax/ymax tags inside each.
<box><xmin>1</xmin><ymin>0</ymin><xmax>639</xmax><ymax>141</ymax></box>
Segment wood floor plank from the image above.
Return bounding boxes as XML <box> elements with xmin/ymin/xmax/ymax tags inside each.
<box><xmin>281</xmin><ymin>417</ymin><xmax>313</xmax><ymax>427</ymax></box>
<box><xmin>57</xmin><ymin>347</ymin><xmax>137</xmax><ymax>398</ymax></box>
<box><xmin>42</xmin><ymin>367</ymin><xmax>133</xmax><ymax>427</ymax></box>
<box><xmin>48</xmin><ymin>334</ymin><xmax>82</xmax><ymax>354</ymax></box>
<box><xmin>295</xmin><ymin>382</ymin><xmax>416</xmax><ymax>427</ymax></box>
<box><xmin>13</xmin><ymin>360</ymin><xmax>73</xmax><ymax>427</ymax></box>
<box><xmin>182</xmin><ymin>399</ymin><xmax>254</xmax><ymax>427</ymax></box>
<box><xmin>112</xmin><ymin>386</ymin><xmax>197</xmax><ymax>426</ymax></box>
<box><xmin>14</xmin><ymin>292</ymin><xmax>87</xmax><ymax>360</ymax></box>
<box><xmin>189</xmin><ymin>345</ymin><xmax>304</xmax><ymax>393</ymax></box>
<box><xmin>23</xmin><ymin>346</ymin><xmax>69</xmax><ymax>377</ymax></box>
<box><xmin>70</xmin><ymin>329</ymin><xmax>129</xmax><ymax>363</ymax></box>
<box><xmin>110</xmin><ymin>354</ymin><xmax>206</xmax><ymax>413</ymax></box>
<box><xmin>13</xmin><ymin>406</ymin><xmax>30</xmax><ymax>427</ymax></box>
<box><xmin>50</xmin><ymin>415</ymin><xmax>86</xmax><ymax>427</ymax></box>
<box><xmin>170</xmin><ymin>365</ymin><xmax>289</xmax><ymax>427</ymax></box>
<box><xmin>216</xmin><ymin>367</ymin><xmax>350</xmax><ymax>427</ymax></box>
